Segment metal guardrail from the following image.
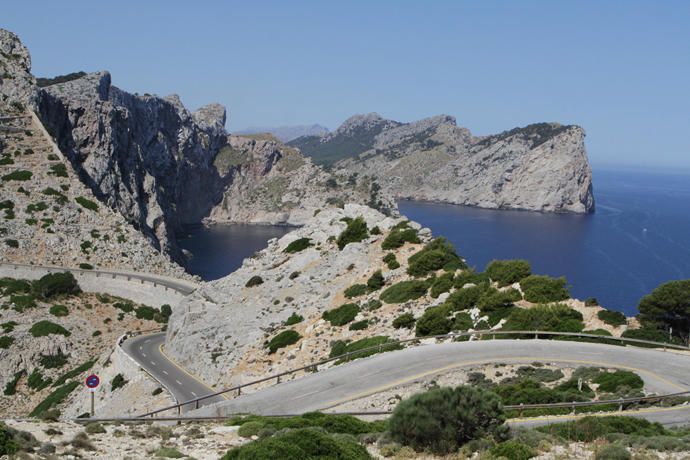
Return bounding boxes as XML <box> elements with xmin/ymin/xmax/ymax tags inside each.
<box><xmin>137</xmin><ymin>329</ymin><xmax>690</xmax><ymax>418</ymax></box>
<box><xmin>0</xmin><ymin>262</ymin><xmax>197</xmax><ymax>295</ymax></box>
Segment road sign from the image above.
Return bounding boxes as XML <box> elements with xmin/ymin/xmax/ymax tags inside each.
<box><xmin>85</xmin><ymin>374</ymin><xmax>100</xmax><ymax>389</ymax></box>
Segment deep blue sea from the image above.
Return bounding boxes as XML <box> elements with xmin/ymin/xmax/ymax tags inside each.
<box><xmin>179</xmin><ymin>168</ymin><xmax>690</xmax><ymax>315</ymax></box>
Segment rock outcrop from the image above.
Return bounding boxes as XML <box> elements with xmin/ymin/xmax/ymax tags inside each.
<box><xmin>290</xmin><ymin>113</ymin><xmax>595</xmax><ymax>214</ymax></box>
<box><xmin>0</xmin><ymin>29</ymin><xmax>37</xmax><ymax>110</ymax></box>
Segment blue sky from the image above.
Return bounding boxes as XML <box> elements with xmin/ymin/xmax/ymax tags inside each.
<box><xmin>4</xmin><ymin>1</ymin><xmax>690</xmax><ymax>169</ymax></box>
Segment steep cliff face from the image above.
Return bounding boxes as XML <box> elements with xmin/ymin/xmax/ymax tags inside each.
<box><xmin>291</xmin><ymin>114</ymin><xmax>595</xmax><ymax>214</ymax></box>
<box><xmin>0</xmin><ymin>29</ymin><xmax>37</xmax><ymax>110</ymax></box>
<box><xmin>208</xmin><ymin>134</ymin><xmax>396</xmax><ymax>225</ymax></box>
<box><xmin>36</xmin><ymin>72</ymin><xmax>228</xmax><ymax>260</ymax></box>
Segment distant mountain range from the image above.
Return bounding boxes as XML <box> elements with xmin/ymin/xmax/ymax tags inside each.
<box><xmin>289</xmin><ymin>113</ymin><xmax>595</xmax><ymax>214</ymax></box>
<box><xmin>234</xmin><ymin>124</ymin><xmax>329</xmax><ymax>142</ymax></box>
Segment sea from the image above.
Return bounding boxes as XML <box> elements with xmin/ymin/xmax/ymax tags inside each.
<box><xmin>178</xmin><ymin>168</ymin><xmax>690</xmax><ymax>315</ymax></box>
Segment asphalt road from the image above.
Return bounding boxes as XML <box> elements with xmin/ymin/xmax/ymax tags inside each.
<box><xmin>184</xmin><ymin>339</ymin><xmax>690</xmax><ymax>425</ymax></box>
<box><xmin>121</xmin><ymin>332</ymin><xmax>226</xmax><ymax>412</ymax></box>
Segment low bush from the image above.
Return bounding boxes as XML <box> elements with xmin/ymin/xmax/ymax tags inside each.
<box><xmin>366</xmin><ymin>270</ymin><xmax>385</xmax><ymax>291</ymax></box>
<box><xmin>446</xmin><ymin>284</ymin><xmax>486</xmax><ymax>311</ymax></box>
<box><xmin>478</xmin><ymin>288</ymin><xmax>521</xmax><ymax>312</ymax></box>
<box><xmin>486</xmin><ymin>260</ymin><xmax>532</xmax><ymax>287</ymax></box>
<box><xmin>380</xmin><ymin>280</ymin><xmax>430</xmax><ymax>303</ymax></box>
<box><xmin>382</xmin><ymin>253</ymin><xmax>400</xmax><ymax>269</ymax></box>
<box><xmin>0</xmin><ymin>321</ymin><xmax>18</xmax><ymax>333</ymax></box>
<box><xmin>2</xmin><ymin>170</ymin><xmax>32</xmax><ymax>181</ymax></box>
<box><xmin>597</xmin><ymin>309</ymin><xmax>627</xmax><ymax>327</ymax></box>
<box><xmin>330</xmin><ymin>336</ymin><xmax>400</xmax><ymax>362</ymax></box>
<box><xmin>111</xmin><ymin>374</ymin><xmax>128</xmax><ymax>391</ymax></box>
<box><xmin>344</xmin><ymin>284</ymin><xmax>367</xmax><ymax>298</ymax></box>
<box><xmin>267</xmin><ymin>330</ymin><xmax>301</xmax><ymax>353</ymax></box>
<box><xmin>27</xmin><ymin>370</ymin><xmax>52</xmax><ymax>391</ymax></box>
<box><xmin>503</xmin><ymin>304</ymin><xmax>584</xmax><ymax>333</ymax></box>
<box><xmin>3</xmin><ymin>371</ymin><xmax>24</xmax><ymax>396</ymax></box>
<box><xmin>245</xmin><ymin>275</ymin><xmax>263</xmax><ymax>287</ymax></box>
<box><xmin>323</xmin><ymin>303</ymin><xmax>360</xmax><ymax>326</ymax></box>
<box><xmin>0</xmin><ymin>336</ymin><xmax>14</xmax><ymax>349</ymax></box>
<box><xmin>285</xmin><ymin>312</ymin><xmax>303</xmax><ymax>326</ymax></box>
<box><xmin>382</xmin><ymin>225</ymin><xmax>420</xmax><ymax>250</ymax></box>
<box><xmin>221</xmin><ymin>427</ymin><xmax>371</xmax><ymax>459</ymax></box>
<box><xmin>32</xmin><ymin>272</ymin><xmax>80</xmax><ymax>298</ymax></box>
<box><xmin>53</xmin><ymin>359</ymin><xmax>96</xmax><ymax>386</ymax></box>
<box><xmin>0</xmin><ymin>278</ymin><xmax>29</xmax><ymax>296</ymax></box>
<box><xmin>621</xmin><ymin>327</ymin><xmax>678</xmax><ymax>344</ymax></box>
<box><xmin>40</xmin><ymin>352</ymin><xmax>69</xmax><ymax>369</ymax></box>
<box><xmin>407</xmin><ymin>237</ymin><xmax>466</xmax><ymax>277</ymax></box>
<box><xmin>85</xmin><ymin>423</ymin><xmax>106</xmax><ymax>434</ymax></box>
<box><xmin>10</xmin><ymin>294</ymin><xmax>36</xmax><ymax>311</ymax></box>
<box><xmin>4</xmin><ymin>239</ymin><xmax>18</xmax><ymax>248</ymax></box>
<box><xmin>362</xmin><ymin>299</ymin><xmax>382</xmax><ymax>311</ymax></box>
<box><xmin>430</xmin><ymin>273</ymin><xmax>454</xmax><ymax>298</ymax></box>
<box><xmin>594</xmin><ymin>444</ymin><xmax>630</xmax><ymax>460</ymax></box>
<box><xmin>79</xmin><ymin>263</ymin><xmax>94</xmax><ymax>270</ymax></box>
<box><xmin>75</xmin><ymin>196</ymin><xmax>98</xmax><ymax>211</ymax></box>
<box><xmin>49</xmin><ymin>304</ymin><xmax>69</xmax><ymax>317</ymax></box>
<box><xmin>0</xmin><ymin>422</ymin><xmax>38</xmax><ymax>455</ymax></box>
<box><xmin>30</xmin><ymin>321</ymin><xmax>71</xmax><ymax>337</ymax></box>
<box><xmin>520</xmin><ymin>275</ymin><xmax>570</xmax><ymax>303</ymax></box>
<box><xmin>415</xmin><ymin>306</ymin><xmax>452</xmax><ymax>337</ymax></box>
<box><xmin>349</xmin><ymin>320</ymin><xmax>369</xmax><ymax>331</ymax></box>
<box><xmin>538</xmin><ymin>416</ymin><xmax>666</xmax><ymax>442</ymax></box>
<box><xmin>392</xmin><ymin>312</ymin><xmax>416</xmax><ymax>329</ymax></box>
<box><xmin>228</xmin><ymin>412</ymin><xmax>386</xmax><ymax>436</ymax></box>
<box><xmin>389</xmin><ymin>385</ymin><xmax>506</xmax><ymax>454</ymax></box>
<box><xmin>489</xmin><ymin>440</ymin><xmax>536</xmax><ymax>460</ymax></box>
<box><xmin>337</xmin><ymin>217</ymin><xmax>368</xmax><ymax>250</ymax></box>
<box><xmin>283</xmin><ymin>237</ymin><xmax>312</xmax><ymax>253</ymax></box>
<box><xmin>593</xmin><ymin>370</ymin><xmax>643</xmax><ymax>393</ymax></box>
<box><xmin>30</xmin><ymin>381</ymin><xmax>79</xmax><ymax>417</ymax></box>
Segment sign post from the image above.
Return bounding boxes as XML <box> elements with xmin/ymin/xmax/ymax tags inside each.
<box><xmin>85</xmin><ymin>374</ymin><xmax>100</xmax><ymax>417</ymax></box>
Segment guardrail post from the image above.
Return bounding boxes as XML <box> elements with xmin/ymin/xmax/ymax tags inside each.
<box><xmin>237</xmin><ymin>387</ymin><xmax>241</xmax><ymax>396</ymax></box>
<box><xmin>177</xmin><ymin>405</ymin><xmax>181</xmax><ymax>415</ymax></box>
<box><xmin>195</xmin><ymin>400</ymin><xmax>199</xmax><ymax>409</ymax></box>
<box><xmin>571</xmin><ymin>402</ymin><xmax>576</xmax><ymax>415</ymax></box>
<box><xmin>277</xmin><ymin>375</ymin><xmax>281</xmax><ymax>384</ymax></box>
<box><xmin>519</xmin><ymin>403</ymin><xmax>524</xmax><ymax>417</ymax></box>
<box><xmin>618</xmin><ymin>402</ymin><xmax>623</xmax><ymax>412</ymax></box>
<box><xmin>492</xmin><ymin>334</ymin><xmax>496</xmax><ymax>340</ymax></box>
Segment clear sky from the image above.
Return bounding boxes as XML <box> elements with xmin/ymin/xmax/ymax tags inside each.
<box><xmin>4</xmin><ymin>1</ymin><xmax>690</xmax><ymax>169</ymax></box>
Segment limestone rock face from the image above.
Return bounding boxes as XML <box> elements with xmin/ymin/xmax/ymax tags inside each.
<box><xmin>36</xmin><ymin>72</ymin><xmax>228</xmax><ymax>261</ymax></box>
<box><xmin>291</xmin><ymin>114</ymin><xmax>595</xmax><ymax>214</ymax></box>
<box><xmin>0</xmin><ymin>29</ymin><xmax>38</xmax><ymax>110</ymax></box>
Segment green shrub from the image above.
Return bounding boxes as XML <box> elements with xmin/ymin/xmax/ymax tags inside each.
<box><xmin>75</xmin><ymin>196</ymin><xmax>98</xmax><ymax>211</ymax></box>
<box><xmin>330</xmin><ymin>336</ymin><xmax>399</xmax><ymax>362</ymax></box>
<box><xmin>538</xmin><ymin>416</ymin><xmax>666</xmax><ymax>442</ymax></box>
<box><xmin>227</xmin><ymin>412</ymin><xmax>386</xmax><ymax>436</ymax></box>
<box><xmin>382</xmin><ymin>227</ymin><xmax>420</xmax><ymax>250</ymax></box>
<box><xmin>30</xmin><ymin>321</ymin><xmax>71</xmax><ymax>337</ymax></box>
<box><xmin>111</xmin><ymin>373</ymin><xmax>128</xmax><ymax>391</ymax></box>
<box><xmin>32</xmin><ymin>272</ymin><xmax>80</xmax><ymax>298</ymax></box>
<box><xmin>515</xmin><ymin>366</ymin><xmax>564</xmax><ymax>382</ymax></box>
<box><xmin>285</xmin><ymin>312</ymin><xmax>303</xmax><ymax>325</ymax></box>
<box><xmin>415</xmin><ymin>306</ymin><xmax>452</xmax><ymax>337</ymax></box>
<box><xmin>0</xmin><ymin>422</ymin><xmax>38</xmax><ymax>455</ymax></box>
<box><xmin>0</xmin><ymin>278</ymin><xmax>31</xmax><ymax>295</ymax></box>
<box><xmin>392</xmin><ymin>312</ymin><xmax>416</xmax><ymax>329</ymax></box>
<box><xmin>344</xmin><ymin>284</ymin><xmax>367</xmax><ymax>298</ymax></box>
<box><xmin>446</xmin><ymin>284</ymin><xmax>486</xmax><ymax>311</ymax></box>
<box><xmin>337</xmin><ymin>217</ymin><xmax>368</xmax><ymax>250</ymax></box>
<box><xmin>478</xmin><ymin>288</ymin><xmax>521</xmax><ymax>312</ymax></box>
<box><xmin>0</xmin><ymin>321</ymin><xmax>19</xmax><ymax>333</ymax></box>
<box><xmin>25</xmin><ymin>201</ymin><xmax>48</xmax><ymax>213</ymax></box>
<box><xmin>383</xmin><ymin>253</ymin><xmax>400</xmax><ymax>269</ymax></box>
<box><xmin>593</xmin><ymin>370</ymin><xmax>643</xmax><ymax>393</ymax></box>
<box><xmin>370</xmin><ymin>226</ymin><xmax>381</xmax><ymax>235</ymax></box>
<box><xmin>453</xmin><ymin>312</ymin><xmax>473</xmax><ymax>330</ymax></box>
<box><xmin>389</xmin><ymin>385</ymin><xmax>506</xmax><ymax>454</ymax></box>
<box><xmin>53</xmin><ymin>359</ymin><xmax>96</xmax><ymax>386</ymax></box>
<box><xmin>380</xmin><ymin>280</ymin><xmax>430</xmax><ymax>303</ymax></box>
<box><xmin>135</xmin><ymin>305</ymin><xmax>158</xmax><ymax>320</ymax></box>
<box><xmin>486</xmin><ymin>260</ymin><xmax>532</xmax><ymax>287</ymax></box>
<box><xmin>362</xmin><ymin>299</ymin><xmax>382</xmax><ymax>311</ymax></box>
<box><xmin>10</xmin><ymin>294</ymin><xmax>36</xmax><ymax>311</ymax></box>
<box><xmin>30</xmin><ymin>381</ymin><xmax>79</xmax><ymax>417</ymax></box>
<box><xmin>323</xmin><ymin>303</ymin><xmax>360</xmax><ymax>326</ymax></box>
<box><xmin>283</xmin><ymin>237</ymin><xmax>312</xmax><ymax>253</ymax></box>
<box><xmin>3</xmin><ymin>371</ymin><xmax>24</xmax><ymax>396</ymax></box>
<box><xmin>520</xmin><ymin>275</ymin><xmax>569</xmax><ymax>303</ymax></box>
<box><xmin>2</xmin><ymin>170</ymin><xmax>32</xmax><ymax>181</ymax></box>
<box><xmin>4</xmin><ymin>239</ymin><xmax>18</xmax><ymax>248</ymax></box>
<box><xmin>597</xmin><ymin>309</ymin><xmax>627</xmax><ymax>327</ymax></box>
<box><xmin>0</xmin><ymin>336</ymin><xmax>14</xmax><ymax>349</ymax></box>
<box><xmin>160</xmin><ymin>304</ymin><xmax>172</xmax><ymax>321</ymax></box>
<box><xmin>85</xmin><ymin>423</ymin><xmax>106</xmax><ymax>434</ymax></box>
<box><xmin>584</xmin><ymin>328</ymin><xmax>613</xmax><ymax>336</ymax></box>
<box><xmin>348</xmin><ymin>320</ymin><xmax>369</xmax><ymax>331</ymax></box>
<box><xmin>621</xmin><ymin>327</ymin><xmax>678</xmax><ymax>344</ymax></box>
<box><xmin>430</xmin><ymin>273</ymin><xmax>454</xmax><ymax>298</ymax></box>
<box><xmin>594</xmin><ymin>444</ymin><xmax>630</xmax><ymax>460</ymax></box>
<box><xmin>238</xmin><ymin>421</ymin><xmax>264</xmax><ymax>438</ymax></box>
<box><xmin>637</xmin><ymin>279</ymin><xmax>690</xmax><ymax>340</ymax></box>
<box><xmin>585</xmin><ymin>297</ymin><xmax>599</xmax><ymax>306</ymax></box>
<box><xmin>40</xmin><ymin>352</ymin><xmax>69</xmax><ymax>369</ymax></box>
<box><xmin>490</xmin><ymin>440</ymin><xmax>536</xmax><ymax>460</ymax></box>
<box><xmin>267</xmin><ymin>330</ymin><xmax>301</xmax><ymax>353</ymax></box>
<box><xmin>221</xmin><ymin>427</ymin><xmax>371</xmax><ymax>459</ymax></box>
<box><xmin>503</xmin><ymin>304</ymin><xmax>583</xmax><ymax>332</ymax></box>
<box><xmin>366</xmin><ymin>270</ymin><xmax>385</xmax><ymax>291</ymax></box>
<box><xmin>407</xmin><ymin>237</ymin><xmax>466</xmax><ymax>276</ymax></box>
<box><xmin>245</xmin><ymin>275</ymin><xmax>263</xmax><ymax>287</ymax></box>
<box><xmin>79</xmin><ymin>263</ymin><xmax>94</xmax><ymax>270</ymax></box>
<box><xmin>27</xmin><ymin>370</ymin><xmax>52</xmax><ymax>391</ymax></box>
<box><xmin>49</xmin><ymin>304</ymin><xmax>69</xmax><ymax>317</ymax></box>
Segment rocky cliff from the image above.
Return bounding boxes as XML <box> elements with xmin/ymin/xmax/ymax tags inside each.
<box><xmin>290</xmin><ymin>113</ymin><xmax>595</xmax><ymax>214</ymax></box>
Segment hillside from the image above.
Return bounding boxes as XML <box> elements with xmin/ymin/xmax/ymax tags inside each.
<box><xmin>235</xmin><ymin>124</ymin><xmax>329</xmax><ymax>142</ymax></box>
<box><xmin>290</xmin><ymin>113</ymin><xmax>595</xmax><ymax>214</ymax></box>
<box><xmin>166</xmin><ymin>204</ymin><xmax>628</xmax><ymax>389</ymax></box>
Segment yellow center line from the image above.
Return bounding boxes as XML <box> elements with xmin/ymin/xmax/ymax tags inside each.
<box><xmin>317</xmin><ymin>356</ymin><xmax>688</xmax><ymax>411</ymax></box>
<box><xmin>157</xmin><ymin>343</ymin><xmax>230</xmax><ymax>400</ymax></box>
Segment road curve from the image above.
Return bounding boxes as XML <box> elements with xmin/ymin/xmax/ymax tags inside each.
<box><xmin>121</xmin><ymin>332</ymin><xmax>226</xmax><ymax>411</ymax></box>
<box><xmin>187</xmin><ymin>339</ymin><xmax>690</xmax><ymax>424</ymax></box>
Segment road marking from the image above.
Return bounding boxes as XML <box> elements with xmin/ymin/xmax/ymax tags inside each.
<box><xmin>162</xmin><ymin>370</ymin><xmax>168</xmax><ymax>375</ymax></box>
<box><xmin>176</xmin><ymin>380</ymin><xmax>183</xmax><ymax>386</ymax></box>
<box><xmin>139</xmin><ymin>346</ymin><xmax>143</xmax><ymax>351</ymax></box>
<box><xmin>145</xmin><ymin>339</ymin><xmax>151</xmax><ymax>343</ymax></box>
<box><xmin>317</xmin><ymin>356</ymin><xmax>689</xmax><ymax>411</ymax></box>
<box><xmin>150</xmin><ymin>361</ymin><xmax>156</xmax><ymax>366</ymax></box>
<box><xmin>191</xmin><ymin>391</ymin><xmax>197</xmax><ymax>397</ymax></box>
<box><xmin>141</xmin><ymin>353</ymin><xmax>146</xmax><ymax>358</ymax></box>
<box><xmin>157</xmin><ymin>343</ymin><xmax>229</xmax><ymax>400</ymax></box>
